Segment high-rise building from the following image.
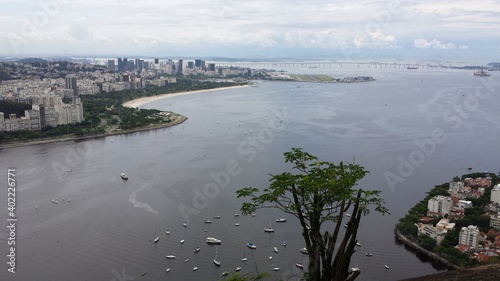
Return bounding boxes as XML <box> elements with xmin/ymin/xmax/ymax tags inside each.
<box><xmin>65</xmin><ymin>75</ymin><xmax>78</xmax><ymax>96</ymax></box>
<box><xmin>127</xmin><ymin>60</ymin><xmax>135</xmax><ymax>71</ymax></box>
<box><xmin>187</xmin><ymin>61</ymin><xmax>194</xmax><ymax>69</ymax></box>
<box><xmin>201</xmin><ymin>60</ymin><xmax>206</xmax><ymax>71</ymax></box>
<box><xmin>177</xmin><ymin>59</ymin><xmax>183</xmax><ymax>75</ymax></box>
<box><xmin>459</xmin><ymin>225</ymin><xmax>479</xmax><ymax>248</ymax></box>
<box><xmin>107</xmin><ymin>59</ymin><xmax>116</xmax><ymax>70</ymax></box>
<box><xmin>208</xmin><ymin>63</ymin><xmax>216</xmax><ymax>71</ymax></box>
<box><xmin>154</xmin><ymin>58</ymin><xmax>159</xmax><ymax>64</ymax></box>
<box><xmin>195</xmin><ymin>59</ymin><xmax>202</xmax><ymax>68</ymax></box>
<box><xmin>427</xmin><ymin>195</ymin><xmax>453</xmax><ymax>216</ymax></box>
<box><xmin>491</xmin><ymin>184</ymin><xmax>500</xmax><ymax>204</ymax></box>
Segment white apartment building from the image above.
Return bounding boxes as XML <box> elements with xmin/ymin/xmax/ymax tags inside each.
<box><xmin>459</xmin><ymin>225</ymin><xmax>479</xmax><ymax>248</ymax></box>
<box><xmin>491</xmin><ymin>184</ymin><xmax>500</xmax><ymax>204</ymax></box>
<box><xmin>490</xmin><ymin>213</ymin><xmax>500</xmax><ymax>231</ymax></box>
<box><xmin>428</xmin><ymin>195</ymin><xmax>453</xmax><ymax>216</ymax></box>
<box><xmin>449</xmin><ymin>181</ymin><xmax>464</xmax><ymax>193</ymax></box>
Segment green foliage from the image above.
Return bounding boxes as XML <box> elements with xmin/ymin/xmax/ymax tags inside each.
<box><xmin>0</xmin><ymin>101</ymin><xmax>32</xmax><ymax>117</ymax></box>
<box><xmin>417</xmin><ymin>234</ymin><xmax>437</xmax><ymax>251</ymax></box>
<box><xmin>237</xmin><ymin>148</ymin><xmax>388</xmax><ymax>281</ymax></box>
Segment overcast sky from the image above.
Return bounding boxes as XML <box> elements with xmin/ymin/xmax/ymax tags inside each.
<box><xmin>1</xmin><ymin>0</ymin><xmax>499</xmax><ymax>61</ymax></box>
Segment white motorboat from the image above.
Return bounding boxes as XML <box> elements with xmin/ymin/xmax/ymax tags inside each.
<box><xmin>276</xmin><ymin>218</ymin><xmax>287</xmax><ymax>222</ymax></box>
<box><xmin>166</xmin><ymin>255</ymin><xmax>176</xmax><ymax>259</ymax></box>
<box><xmin>235</xmin><ymin>267</ymin><xmax>242</xmax><ymax>272</ymax></box>
<box><xmin>120</xmin><ymin>173</ymin><xmax>128</xmax><ymax>180</ymax></box>
<box><xmin>296</xmin><ymin>263</ymin><xmax>304</xmax><ymax>269</ymax></box>
<box><xmin>206</xmin><ymin>237</ymin><xmax>221</xmax><ymax>244</ymax></box>
<box><xmin>300</xmin><ymin>248</ymin><xmax>308</xmax><ymax>254</ymax></box>
<box><xmin>153</xmin><ymin>236</ymin><xmax>159</xmax><ymax>243</ymax></box>
<box><xmin>180</xmin><ymin>239</ymin><xmax>185</xmax><ymax>244</ymax></box>
<box><xmin>194</xmin><ymin>247</ymin><xmax>201</xmax><ymax>253</ymax></box>
<box><xmin>247</xmin><ymin>242</ymin><xmax>256</xmax><ymax>249</ymax></box>
<box><xmin>274</xmin><ymin>247</ymin><xmax>278</xmax><ymax>253</ymax></box>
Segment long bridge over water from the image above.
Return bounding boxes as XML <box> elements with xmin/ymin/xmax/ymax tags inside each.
<box><xmin>215</xmin><ymin>62</ymin><xmax>441</xmax><ymax>69</ymax></box>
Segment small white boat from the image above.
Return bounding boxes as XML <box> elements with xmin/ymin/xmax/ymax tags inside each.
<box><xmin>350</xmin><ymin>267</ymin><xmax>360</xmax><ymax>272</ymax></box>
<box><xmin>296</xmin><ymin>263</ymin><xmax>304</xmax><ymax>269</ymax></box>
<box><xmin>153</xmin><ymin>236</ymin><xmax>159</xmax><ymax>243</ymax></box>
<box><xmin>247</xmin><ymin>242</ymin><xmax>256</xmax><ymax>249</ymax></box>
<box><xmin>384</xmin><ymin>264</ymin><xmax>390</xmax><ymax>269</ymax></box>
<box><xmin>193</xmin><ymin>266</ymin><xmax>198</xmax><ymax>271</ymax></box>
<box><xmin>184</xmin><ymin>259</ymin><xmax>189</xmax><ymax>263</ymax></box>
<box><xmin>194</xmin><ymin>247</ymin><xmax>201</xmax><ymax>253</ymax></box>
<box><xmin>166</xmin><ymin>255</ymin><xmax>176</xmax><ymax>259</ymax></box>
<box><xmin>214</xmin><ymin>215</ymin><xmax>221</xmax><ymax>219</ymax></box>
<box><xmin>213</xmin><ymin>257</ymin><xmax>221</xmax><ymax>266</ymax></box>
<box><xmin>346</xmin><ymin>213</ymin><xmax>351</xmax><ymax>217</ymax></box>
<box><xmin>344</xmin><ymin>224</ymin><xmax>348</xmax><ymax>228</ymax></box>
<box><xmin>242</xmin><ymin>257</ymin><xmax>248</xmax><ymax>261</ymax></box>
<box><xmin>300</xmin><ymin>248</ymin><xmax>308</xmax><ymax>254</ymax></box>
<box><xmin>206</xmin><ymin>237</ymin><xmax>222</xmax><ymax>244</ymax></box>
<box><xmin>365</xmin><ymin>252</ymin><xmax>373</xmax><ymax>257</ymax></box>
<box><xmin>222</xmin><ymin>271</ymin><xmax>229</xmax><ymax>276</ymax></box>
<box><xmin>356</xmin><ymin>242</ymin><xmax>361</xmax><ymax>246</ymax></box>
<box><xmin>166</xmin><ymin>268</ymin><xmax>170</xmax><ymax>273</ymax></box>
<box><xmin>235</xmin><ymin>223</ymin><xmax>240</xmax><ymax>226</ymax></box>
<box><xmin>272</xmin><ymin>266</ymin><xmax>280</xmax><ymax>271</ymax></box>
<box><xmin>283</xmin><ymin>241</ymin><xmax>287</xmax><ymax>247</ymax></box>
<box><xmin>234</xmin><ymin>214</ymin><xmax>240</xmax><ymax>217</ymax></box>
<box><xmin>264</xmin><ymin>227</ymin><xmax>274</xmax><ymax>233</ymax></box>
<box><xmin>120</xmin><ymin>173</ymin><xmax>128</xmax><ymax>180</ymax></box>
<box><xmin>166</xmin><ymin>230</ymin><xmax>170</xmax><ymax>235</ymax></box>
<box><xmin>276</xmin><ymin>218</ymin><xmax>287</xmax><ymax>223</ymax></box>
<box><xmin>205</xmin><ymin>220</ymin><xmax>212</xmax><ymax>224</ymax></box>
<box><xmin>235</xmin><ymin>267</ymin><xmax>242</xmax><ymax>272</ymax></box>
<box><xmin>182</xmin><ymin>222</ymin><xmax>187</xmax><ymax>227</ymax></box>
<box><xmin>269</xmin><ymin>256</ymin><xmax>272</xmax><ymax>260</ymax></box>
<box><xmin>180</xmin><ymin>239</ymin><xmax>185</xmax><ymax>244</ymax></box>
<box><xmin>274</xmin><ymin>247</ymin><xmax>278</xmax><ymax>253</ymax></box>
<box><xmin>251</xmin><ymin>213</ymin><xmax>256</xmax><ymax>217</ymax></box>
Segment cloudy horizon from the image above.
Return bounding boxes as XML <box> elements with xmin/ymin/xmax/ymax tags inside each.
<box><xmin>1</xmin><ymin>0</ymin><xmax>499</xmax><ymax>62</ymax></box>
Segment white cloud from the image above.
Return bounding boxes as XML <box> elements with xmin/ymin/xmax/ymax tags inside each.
<box><xmin>459</xmin><ymin>45</ymin><xmax>469</xmax><ymax>49</ymax></box>
<box><xmin>413</xmin><ymin>39</ymin><xmax>456</xmax><ymax>50</ymax></box>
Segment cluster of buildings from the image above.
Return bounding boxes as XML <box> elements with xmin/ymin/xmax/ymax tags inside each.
<box><xmin>0</xmin><ymin>57</ymin><xmax>257</xmax><ymax>132</ymax></box>
<box><xmin>108</xmin><ymin>57</ymin><xmax>251</xmax><ymax>77</ymax></box>
<box><xmin>415</xmin><ymin>176</ymin><xmax>500</xmax><ymax>262</ymax></box>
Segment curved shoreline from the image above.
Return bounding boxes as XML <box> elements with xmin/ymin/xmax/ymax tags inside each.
<box><xmin>394</xmin><ymin>228</ymin><xmax>460</xmax><ymax>270</ymax></box>
<box><xmin>0</xmin><ymin>115</ymin><xmax>188</xmax><ymax>149</ymax></box>
<box><xmin>122</xmin><ymin>85</ymin><xmax>249</xmax><ymax>108</ymax></box>
<box><xmin>0</xmin><ymin>84</ymin><xmax>248</xmax><ymax>150</ymax></box>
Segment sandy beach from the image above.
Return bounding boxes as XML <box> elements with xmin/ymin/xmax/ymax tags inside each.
<box><xmin>122</xmin><ymin>84</ymin><xmax>249</xmax><ymax>108</ymax></box>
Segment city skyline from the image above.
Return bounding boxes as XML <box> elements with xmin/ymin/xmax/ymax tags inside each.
<box><xmin>1</xmin><ymin>0</ymin><xmax>499</xmax><ymax>62</ymax></box>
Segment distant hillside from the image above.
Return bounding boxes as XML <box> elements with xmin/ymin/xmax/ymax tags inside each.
<box><xmin>487</xmin><ymin>62</ymin><xmax>500</xmax><ymax>68</ymax></box>
<box><xmin>401</xmin><ymin>263</ymin><xmax>500</xmax><ymax>281</ymax></box>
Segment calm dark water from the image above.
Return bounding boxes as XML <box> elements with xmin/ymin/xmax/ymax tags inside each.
<box><xmin>0</xmin><ymin>65</ymin><xmax>499</xmax><ymax>281</ymax></box>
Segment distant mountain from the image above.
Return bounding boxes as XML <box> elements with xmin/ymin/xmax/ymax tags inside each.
<box><xmin>17</xmin><ymin>57</ymin><xmax>47</xmax><ymax>64</ymax></box>
<box><xmin>487</xmin><ymin>62</ymin><xmax>500</xmax><ymax>67</ymax></box>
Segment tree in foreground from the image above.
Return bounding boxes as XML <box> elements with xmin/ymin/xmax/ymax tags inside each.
<box><xmin>236</xmin><ymin>148</ymin><xmax>388</xmax><ymax>281</ymax></box>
